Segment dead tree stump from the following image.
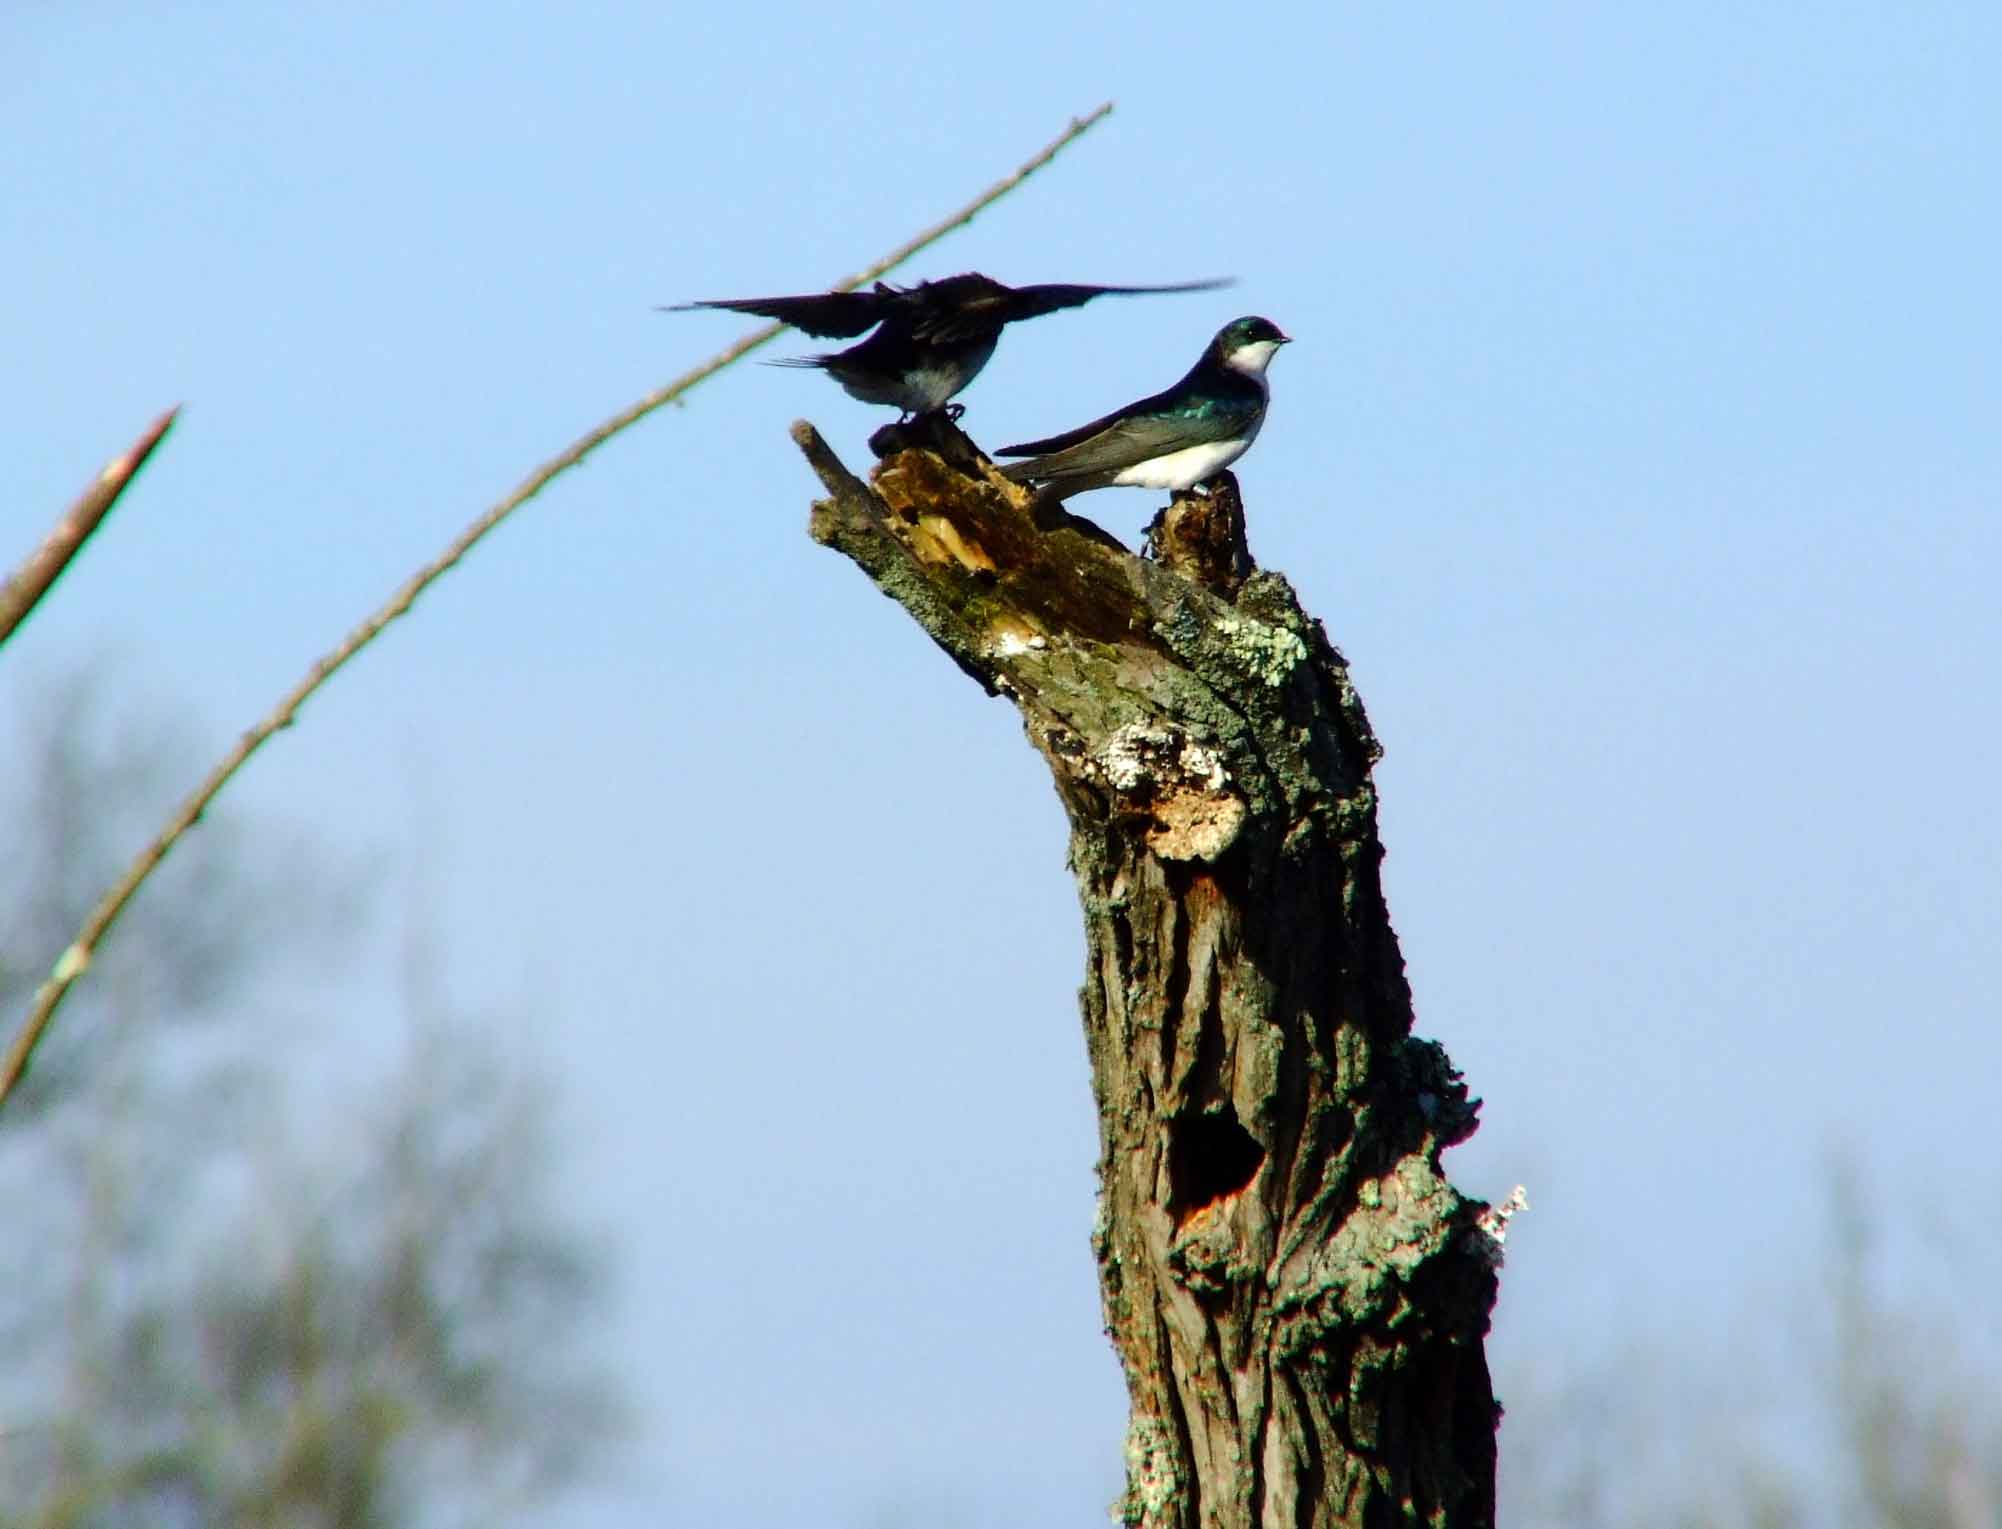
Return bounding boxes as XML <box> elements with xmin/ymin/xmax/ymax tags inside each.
<box><xmin>796</xmin><ymin>414</ymin><xmax>1500</xmax><ymax>1529</ymax></box>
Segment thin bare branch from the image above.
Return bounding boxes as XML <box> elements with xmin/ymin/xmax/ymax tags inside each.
<box><xmin>0</xmin><ymin>406</ymin><xmax>181</xmax><ymax>648</ymax></box>
<box><xmin>0</xmin><ymin>102</ymin><xmax>1115</xmax><ymax>1115</ymax></box>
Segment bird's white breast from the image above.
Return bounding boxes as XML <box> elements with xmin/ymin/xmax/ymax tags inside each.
<box><xmin>897</xmin><ymin>357</ymin><xmax>983</xmax><ymax>413</ymax></box>
<box><xmin>898</xmin><ymin>336</ymin><xmax>999</xmax><ymax>412</ymax></box>
<box><xmin>1110</xmin><ymin>431</ymin><xmax>1256</xmax><ymax>491</ymax></box>
<box><xmin>828</xmin><ymin>335</ymin><xmax>998</xmax><ymax>413</ymax></box>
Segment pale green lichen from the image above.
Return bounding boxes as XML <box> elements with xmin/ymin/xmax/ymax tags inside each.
<box><xmin>1122</xmin><ymin>1415</ymin><xmax>1183</xmax><ymax>1526</ymax></box>
<box><xmin>1265</xmin><ymin>1152</ymin><xmax>1471</xmax><ymax>1352</ymax></box>
<box><xmin>1212</xmin><ymin>613</ymin><xmax>1308</xmax><ymax>688</ymax></box>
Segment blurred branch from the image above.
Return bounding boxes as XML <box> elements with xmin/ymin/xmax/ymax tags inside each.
<box><xmin>0</xmin><ymin>101</ymin><xmax>1114</xmax><ymax>1115</ymax></box>
<box><xmin>0</xmin><ymin>407</ymin><xmax>180</xmax><ymax>649</ymax></box>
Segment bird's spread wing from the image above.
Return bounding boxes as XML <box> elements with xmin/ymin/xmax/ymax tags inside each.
<box><xmin>976</xmin><ymin>277</ymin><xmax>1233</xmax><ymax>329</ymax></box>
<box><xmin>998</xmin><ymin>387</ymin><xmax>1257</xmax><ymax>480</ymax></box>
<box><xmin>664</xmin><ymin>290</ymin><xmax>888</xmax><ymax>339</ymax></box>
<box><xmin>910</xmin><ymin>276</ymin><xmax>1234</xmax><ymax>344</ymax></box>
<box><xmin>897</xmin><ymin>275</ymin><xmax>1018</xmax><ymax>343</ymax></box>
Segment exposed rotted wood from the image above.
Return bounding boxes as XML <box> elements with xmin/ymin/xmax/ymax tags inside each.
<box><xmin>1144</xmin><ymin>471</ymin><xmax>1255</xmax><ymax>598</ymax></box>
<box><xmin>797</xmin><ymin>415</ymin><xmax>1499</xmax><ymax>1529</ymax></box>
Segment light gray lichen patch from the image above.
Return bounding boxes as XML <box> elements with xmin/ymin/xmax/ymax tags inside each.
<box><xmin>1472</xmin><ymin>1185</ymin><xmax>1530</xmax><ymax>1266</ymax></box>
<box><xmin>1098</xmin><ymin>722</ymin><xmax>1228</xmax><ymax>795</ymax></box>
<box><xmin>1213</xmin><ymin>613</ymin><xmax>1309</xmax><ymax>688</ymax></box>
<box><xmin>1094</xmin><ymin>722</ymin><xmax>1247</xmax><ymax>860</ymax></box>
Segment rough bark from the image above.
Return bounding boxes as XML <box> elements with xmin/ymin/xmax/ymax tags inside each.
<box><xmin>798</xmin><ymin>415</ymin><xmax>1500</xmax><ymax>1529</ymax></box>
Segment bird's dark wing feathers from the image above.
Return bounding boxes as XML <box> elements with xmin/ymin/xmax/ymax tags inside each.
<box><xmin>913</xmin><ymin>277</ymin><xmax>1234</xmax><ymax>344</ymax></box>
<box><xmin>1001</xmin><ymin>277</ymin><xmax>1233</xmax><ymax>323</ymax></box>
<box><xmin>894</xmin><ymin>274</ymin><xmax>1014</xmax><ymax>343</ymax></box>
<box><xmin>665</xmin><ymin>290</ymin><xmax>888</xmax><ymax>339</ymax></box>
<box><xmin>670</xmin><ymin>275</ymin><xmax>1231</xmax><ymax>344</ymax></box>
<box><xmin>998</xmin><ymin>382</ymin><xmax>1259</xmax><ymax>479</ymax></box>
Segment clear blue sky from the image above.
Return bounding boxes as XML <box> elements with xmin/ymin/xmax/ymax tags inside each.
<box><xmin>7</xmin><ymin>3</ymin><xmax>1999</xmax><ymax>1524</ymax></box>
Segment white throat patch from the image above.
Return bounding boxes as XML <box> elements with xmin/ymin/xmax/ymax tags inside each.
<box><xmin>1224</xmin><ymin>339</ymin><xmax>1283</xmax><ymax>378</ymax></box>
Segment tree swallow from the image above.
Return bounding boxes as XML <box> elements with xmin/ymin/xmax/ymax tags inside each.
<box><xmin>995</xmin><ymin>317</ymin><xmax>1291</xmax><ymax>500</ymax></box>
<box><xmin>664</xmin><ymin>273</ymin><xmax>1230</xmax><ymax>419</ymax></box>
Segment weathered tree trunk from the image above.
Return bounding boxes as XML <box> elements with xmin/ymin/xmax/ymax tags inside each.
<box><xmin>796</xmin><ymin>416</ymin><xmax>1500</xmax><ymax>1529</ymax></box>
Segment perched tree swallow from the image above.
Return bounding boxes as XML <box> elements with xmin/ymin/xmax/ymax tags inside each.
<box><xmin>995</xmin><ymin>317</ymin><xmax>1291</xmax><ymax>500</ymax></box>
<box><xmin>665</xmin><ymin>273</ymin><xmax>1230</xmax><ymax>419</ymax></box>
